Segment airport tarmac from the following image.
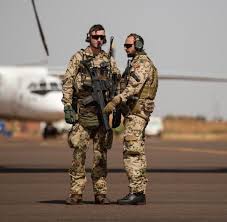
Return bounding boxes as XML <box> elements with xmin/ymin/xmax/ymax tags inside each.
<box><xmin>0</xmin><ymin>137</ymin><xmax>227</xmax><ymax>221</ymax></box>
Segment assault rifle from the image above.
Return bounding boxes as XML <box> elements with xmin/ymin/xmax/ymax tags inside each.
<box><xmin>80</xmin><ymin>60</ymin><xmax>110</xmax><ymax>132</ymax></box>
<box><xmin>108</xmin><ymin>36</ymin><xmax>122</xmax><ymax>128</ymax></box>
<box><xmin>108</xmin><ymin>36</ymin><xmax>114</xmax><ymax>58</ymax></box>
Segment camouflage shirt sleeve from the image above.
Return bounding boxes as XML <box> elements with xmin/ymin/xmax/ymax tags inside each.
<box><xmin>119</xmin><ymin>55</ymin><xmax>152</xmax><ymax>102</ymax></box>
<box><xmin>61</xmin><ymin>52</ymin><xmax>82</xmax><ymax>106</ymax></box>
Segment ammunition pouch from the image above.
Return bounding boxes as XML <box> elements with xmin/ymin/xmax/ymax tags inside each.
<box><xmin>81</xmin><ymin>95</ymin><xmax>94</xmax><ymax>106</ymax></box>
<box><xmin>78</xmin><ymin>112</ymin><xmax>99</xmax><ymax>128</ymax></box>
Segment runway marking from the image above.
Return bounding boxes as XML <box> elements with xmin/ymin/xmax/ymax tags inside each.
<box><xmin>154</xmin><ymin>147</ymin><xmax>227</xmax><ymax>155</ymax></box>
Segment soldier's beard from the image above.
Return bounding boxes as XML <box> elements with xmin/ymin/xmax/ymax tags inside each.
<box><xmin>127</xmin><ymin>53</ymin><xmax>134</xmax><ymax>58</ymax></box>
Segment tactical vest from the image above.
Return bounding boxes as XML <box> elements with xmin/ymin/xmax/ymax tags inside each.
<box><xmin>77</xmin><ymin>49</ymin><xmax>113</xmax><ymax>100</ymax></box>
<box><xmin>120</xmin><ymin>52</ymin><xmax>158</xmax><ymax>118</ymax></box>
<box><xmin>139</xmin><ymin>63</ymin><xmax>158</xmax><ymax>100</ymax></box>
<box><xmin>73</xmin><ymin>49</ymin><xmax>114</xmax><ymax>128</ymax></box>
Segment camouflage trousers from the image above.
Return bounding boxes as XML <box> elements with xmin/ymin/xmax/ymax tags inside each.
<box><xmin>123</xmin><ymin>114</ymin><xmax>148</xmax><ymax>194</ymax></box>
<box><xmin>67</xmin><ymin>123</ymin><xmax>113</xmax><ymax>196</ymax></box>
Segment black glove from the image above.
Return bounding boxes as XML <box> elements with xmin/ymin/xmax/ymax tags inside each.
<box><xmin>64</xmin><ymin>105</ymin><xmax>77</xmax><ymax>124</ymax></box>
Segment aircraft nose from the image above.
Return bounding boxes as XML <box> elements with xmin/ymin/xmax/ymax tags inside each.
<box><xmin>43</xmin><ymin>91</ymin><xmax>64</xmax><ymax>114</ymax></box>
<box><xmin>33</xmin><ymin>91</ymin><xmax>64</xmax><ymax>121</ymax></box>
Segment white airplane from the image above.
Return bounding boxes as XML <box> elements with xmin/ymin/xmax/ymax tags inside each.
<box><xmin>0</xmin><ymin>66</ymin><xmax>64</xmax><ymax>135</ymax></box>
<box><xmin>1</xmin><ymin>0</ymin><xmax>226</xmax><ymax>138</ymax></box>
<box><xmin>2</xmin><ymin>64</ymin><xmax>227</xmax><ymax>139</ymax></box>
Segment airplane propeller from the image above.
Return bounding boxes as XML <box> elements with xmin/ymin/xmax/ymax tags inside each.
<box><xmin>31</xmin><ymin>0</ymin><xmax>49</xmax><ymax>56</ymax></box>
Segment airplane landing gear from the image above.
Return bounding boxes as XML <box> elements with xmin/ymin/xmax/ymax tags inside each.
<box><xmin>42</xmin><ymin>122</ymin><xmax>58</xmax><ymax>139</ymax></box>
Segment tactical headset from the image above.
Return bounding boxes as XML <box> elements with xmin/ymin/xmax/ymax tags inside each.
<box><xmin>129</xmin><ymin>33</ymin><xmax>144</xmax><ymax>51</ymax></box>
<box><xmin>85</xmin><ymin>24</ymin><xmax>107</xmax><ymax>44</ymax></box>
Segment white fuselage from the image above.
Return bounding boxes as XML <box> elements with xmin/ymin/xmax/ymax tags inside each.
<box><xmin>0</xmin><ymin>66</ymin><xmax>64</xmax><ymax>122</ymax></box>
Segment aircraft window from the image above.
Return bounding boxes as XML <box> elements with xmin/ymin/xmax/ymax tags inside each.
<box><xmin>40</xmin><ymin>82</ymin><xmax>47</xmax><ymax>90</ymax></box>
<box><xmin>29</xmin><ymin>81</ymin><xmax>61</xmax><ymax>95</ymax></box>
<box><xmin>28</xmin><ymin>82</ymin><xmax>37</xmax><ymax>91</ymax></box>
<box><xmin>50</xmin><ymin>82</ymin><xmax>59</xmax><ymax>90</ymax></box>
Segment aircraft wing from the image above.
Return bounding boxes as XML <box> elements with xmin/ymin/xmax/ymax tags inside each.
<box><xmin>48</xmin><ymin>67</ymin><xmax>227</xmax><ymax>83</ymax></box>
<box><xmin>159</xmin><ymin>75</ymin><xmax>227</xmax><ymax>82</ymax></box>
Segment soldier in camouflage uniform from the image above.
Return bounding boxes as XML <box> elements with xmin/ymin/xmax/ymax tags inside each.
<box><xmin>104</xmin><ymin>33</ymin><xmax>158</xmax><ymax>205</ymax></box>
<box><xmin>62</xmin><ymin>24</ymin><xmax>120</xmax><ymax>205</ymax></box>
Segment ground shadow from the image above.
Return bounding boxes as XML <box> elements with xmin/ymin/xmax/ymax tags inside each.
<box><xmin>38</xmin><ymin>200</ymin><xmax>117</xmax><ymax>205</ymax></box>
<box><xmin>1</xmin><ymin>167</ymin><xmax>227</xmax><ymax>173</ymax></box>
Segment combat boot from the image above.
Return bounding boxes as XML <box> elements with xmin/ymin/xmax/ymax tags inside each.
<box><xmin>65</xmin><ymin>194</ymin><xmax>83</xmax><ymax>205</ymax></box>
<box><xmin>95</xmin><ymin>194</ymin><xmax>111</xmax><ymax>204</ymax></box>
<box><xmin>117</xmin><ymin>192</ymin><xmax>146</xmax><ymax>205</ymax></box>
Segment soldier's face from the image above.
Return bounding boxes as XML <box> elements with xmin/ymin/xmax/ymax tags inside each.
<box><xmin>124</xmin><ymin>36</ymin><xmax>136</xmax><ymax>57</ymax></box>
<box><xmin>90</xmin><ymin>30</ymin><xmax>105</xmax><ymax>49</ymax></box>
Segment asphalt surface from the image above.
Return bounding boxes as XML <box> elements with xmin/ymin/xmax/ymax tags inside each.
<box><xmin>0</xmin><ymin>137</ymin><xmax>227</xmax><ymax>222</ymax></box>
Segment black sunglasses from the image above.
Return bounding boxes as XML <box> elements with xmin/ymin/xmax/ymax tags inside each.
<box><xmin>124</xmin><ymin>43</ymin><xmax>133</xmax><ymax>49</ymax></box>
<box><xmin>91</xmin><ymin>35</ymin><xmax>106</xmax><ymax>40</ymax></box>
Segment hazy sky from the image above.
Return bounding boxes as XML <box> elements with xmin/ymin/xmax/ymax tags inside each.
<box><xmin>0</xmin><ymin>0</ymin><xmax>227</xmax><ymax>119</ymax></box>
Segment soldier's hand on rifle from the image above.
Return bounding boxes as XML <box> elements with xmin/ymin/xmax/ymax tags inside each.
<box><xmin>64</xmin><ymin>105</ymin><xmax>77</xmax><ymax>124</ymax></box>
<box><xmin>103</xmin><ymin>95</ymin><xmax>121</xmax><ymax>114</ymax></box>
